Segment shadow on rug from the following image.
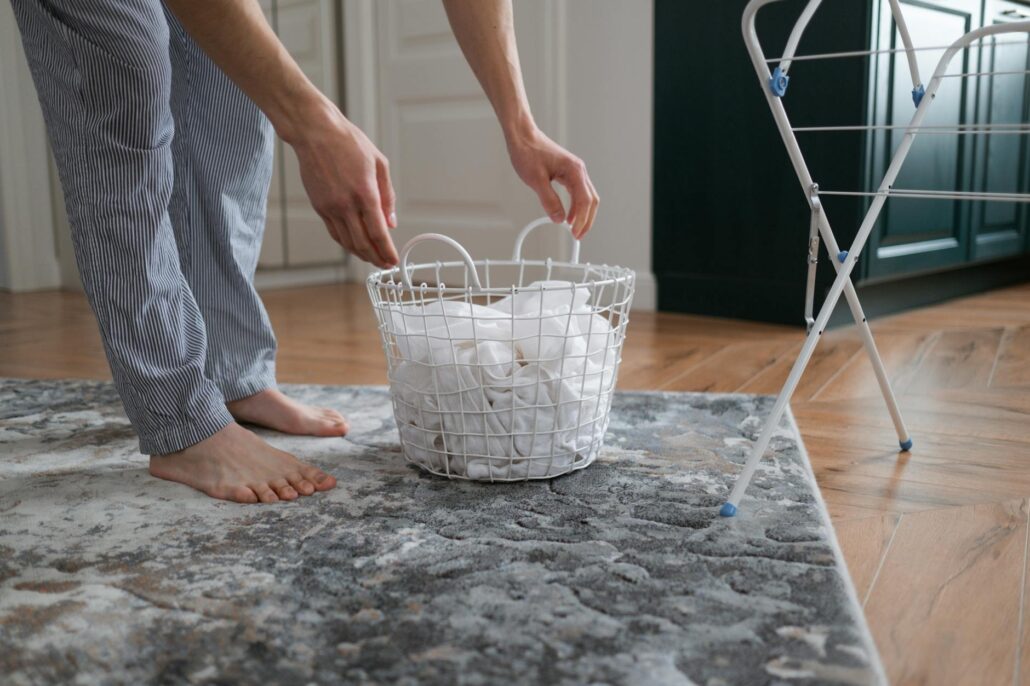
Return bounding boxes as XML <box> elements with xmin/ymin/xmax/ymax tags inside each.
<box><xmin>0</xmin><ymin>380</ymin><xmax>884</xmax><ymax>685</ymax></box>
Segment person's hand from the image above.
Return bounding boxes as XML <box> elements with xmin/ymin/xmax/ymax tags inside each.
<box><xmin>287</xmin><ymin>100</ymin><xmax>398</xmax><ymax>268</ymax></box>
<box><xmin>506</xmin><ymin>127</ymin><xmax>599</xmax><ymax>239</ymax></box>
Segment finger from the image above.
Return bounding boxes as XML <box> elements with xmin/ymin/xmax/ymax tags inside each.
<box><xmin>376</xmin><ymin>156</ymin><xmax>397</xmax><ymax>229</ymax></box>
<box><xmin>334</xmin><ymin>207</ymin><xmax>365</xmax><ymax>263</ymax></box>
<box><xmin>359</xmin><ymin>190</ymin><xmax>399</xmax><ymax>267</ymax></box>
<box><xmin>346</xmin><ymin>206</ymin><xmax>391</xmax><ymax>268</ymax></box>
<box><xmin>531</xmin><ymin>177</ymin><xmax>566</xmax><ymax>224</ymax></box>
<box><xmin>318</xmin><ymin>211</ymin><xmax>343</xmax><ymax>246</ymax></box>
<box><xmin>558</xmin><ymin>163</ymin><xmax>592</xmax><ymax>239</ymax></box>
<box><xmin>343</xmin><ymin>208</ymin><xmax>377</xmax><ymax>266</ymax></box>
<box><xmin>319</xmin><ymin>211</ymin><xmax>354</xmax><ymax>255</ymax></box>
<box><xmin>582</xmin><ymin>176</ymin><xmax>600</xmax><ymax>237</ymax></box>
<box><xmin>329</xmin><ymin>215</ymin><xmax>356</xmax><ymax>254</ymax></box>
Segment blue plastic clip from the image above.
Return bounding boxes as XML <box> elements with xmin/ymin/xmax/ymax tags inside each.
<box><xmin>719</xmin><ymin>502</ymin><xmax>738</xmax><ymax>518</ymax></box>
<box><xmin>900</xmin><ymin>438</ymin><xmax>913</xmax><ymax>451</ymax></box>
<box><xmin>912</xmin><ymin>84</ymin><xmax>925</xmax><ymax>108</ymax></box>
<box><xmin>769</xmin><ymin>67</ymin><xmax>790</xmax><ymax>97</ymax></box>
<box><xmin>837</xmin><ymin>250</ymin><xmax>849</xmax><ymax>263</ymax></box>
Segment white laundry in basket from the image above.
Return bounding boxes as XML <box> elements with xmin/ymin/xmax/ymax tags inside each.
<box><xmin>388</xmin><ymin>281</ymin><xmax>617</xmax><ymax>479</ymax></box>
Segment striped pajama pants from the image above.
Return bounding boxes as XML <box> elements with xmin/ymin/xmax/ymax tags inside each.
<box><xmin>12</xmin><ymin>0</ymin><xmax>279</xmax><ymax>454</ymax></box>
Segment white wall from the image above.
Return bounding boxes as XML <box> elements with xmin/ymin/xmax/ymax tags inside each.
<box><xmin>562</xmin><ymin>0</ymin><xmax>655</xmax><ymax>309</ymax></box>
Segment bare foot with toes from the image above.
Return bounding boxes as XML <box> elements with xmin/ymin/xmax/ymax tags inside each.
<box><xmin>149</xmin><ymin>422</ymin><xmax>337</xmax><ymax>503</ymax></box>
<box><xmin>227</xmin><ymin>388</ymin><xmax>348</xmax><ymax>437</ymax></box>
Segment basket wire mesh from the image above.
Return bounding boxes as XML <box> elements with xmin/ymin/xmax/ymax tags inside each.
<box><xmin>366</xmin><ymin>219</ymin><xmax>635</xmax><ymax>481</ymax></box>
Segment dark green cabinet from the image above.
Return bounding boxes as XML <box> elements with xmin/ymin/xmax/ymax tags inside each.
<box><xmin>654</xmin><ymin>0</ymin><xmax>1030</xmax><ymax>325</ymax></box>
<box><xmin>865</xmin><ymin>0</ymin><xmax>979</xmax><ymax>279</ymax></box>
<box><xmin>971</xmin><ymin>0</ymin><xmax>1030</xmax><ymax>260</ymax></box>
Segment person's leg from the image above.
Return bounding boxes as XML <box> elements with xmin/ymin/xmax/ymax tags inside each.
<box><xmin>163</xmin><ymin>10</ymin><xmax>347</xmax><ymax>437</ymax></box>
<box><xmin>10</xmin><ymin>0</ymin><xmax>230</xmax><ymax>454</ymax></box>
<box><xmin>11</xmin><ymin>0</ymin><xmax>335</xmax><ymax>501</ymax></box>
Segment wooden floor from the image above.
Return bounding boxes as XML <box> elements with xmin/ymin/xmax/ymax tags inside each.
<box><xmin>2</xmin><ymin>281</ymin><xmax>1030</xmax><ymax>684</ymax></box>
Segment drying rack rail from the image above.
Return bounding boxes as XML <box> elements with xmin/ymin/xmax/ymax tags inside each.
<box><xmin>723</xmin><ymin>0</ymin><xmax>1030</xmax><ymax>517</ymax></box>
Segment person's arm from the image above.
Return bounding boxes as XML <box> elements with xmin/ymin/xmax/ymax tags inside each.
<box><xmin>442</xmin><ymin>0</ymin><xmax>599</xmax><ymax>238</ymax></box>
<box><xmin>163</xmin><ymin>0</ymin><xmax>398</xmax><ymax>268</ymax></box>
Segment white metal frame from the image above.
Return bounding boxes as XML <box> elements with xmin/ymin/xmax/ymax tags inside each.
<box><xmin>724</xmin><ymin>0</ymin><xmax>1030</xmax><ymax>516</ymax></box>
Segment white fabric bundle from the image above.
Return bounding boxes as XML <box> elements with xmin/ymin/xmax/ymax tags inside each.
<box><xmin>388</xmin><ymin>281</ymin><xmax>617</xmax><ymax>479</ymax></box>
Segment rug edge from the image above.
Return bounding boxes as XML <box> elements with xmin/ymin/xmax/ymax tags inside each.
<box><xmin>784</xmin><ymin>406</ymin><xmax>889</xmax><ymax>686</ymax></box>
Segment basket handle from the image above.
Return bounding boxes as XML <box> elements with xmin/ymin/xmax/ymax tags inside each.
<box><xmin>512</xmin><ymin>217</ymin><xmax>581</xmax><ymax>264</ymax></box>
<box><xmin>399</xmin><ymin>233</ymin><xmax>483</xmax><ymax>291</ymax></box>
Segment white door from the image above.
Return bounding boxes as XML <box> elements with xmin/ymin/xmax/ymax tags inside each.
<box><xmin>277</xmin><ymin>0</ymin><xmax>345</xmax><ymax>266</ymax></box>
<box><xmin>372</xmin><ymin>0</ymin><xmax>568</xmax><ymax>269</ymax></box>
<box><xmin>257</xmin><ymin>0</ymin><xmax>285</xmax><ymax>268</ymax></box>
<box><xmin>259</xmin><ymin>0</ymin><xmax>344</xmax><ymax>269</ymax></box>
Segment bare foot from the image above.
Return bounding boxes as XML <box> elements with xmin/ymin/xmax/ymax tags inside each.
<box><xmin>149</xmin><ymin>422</ymin><xmax>337</xmax><ymax>503</ymax></box>
<box><xmin>227</xmin><ymin>388</ymin><xmax>349</xmax><ymax>437</ymax></box>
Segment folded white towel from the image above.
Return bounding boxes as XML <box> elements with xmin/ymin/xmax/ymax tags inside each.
<box><xmin>388</xmin><ymin>281</ymin><xmax>616</xmax><ymax>479</ymax></box>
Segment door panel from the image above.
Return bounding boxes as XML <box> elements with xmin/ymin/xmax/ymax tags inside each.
<box><xmin>866</xmin><ymin>0</ymin><xmax>980</xmax><ymax>279</ymax></box>
<box><xmin>258</xmin><ymin>0</ymin><xmax>286</xmax><ymax>268</ymax></box>
<box><xmin>374</xmin><ymin>0</ymin><xmax>562</xmax><ymax>269</ymax></box>
<box><xmin>278</xmin><ymin>0</ymin><xmax>345</xmax><ymax>267</ymax></box>
<box><xmin>970</xmin><ymin>0</ymin><xmax>1030</xmax><ymax>261</ymax></box>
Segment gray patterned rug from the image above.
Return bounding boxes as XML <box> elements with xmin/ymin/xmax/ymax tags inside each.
<box><xmin>0</xmin><ymin>380</ymin><xmax>883</xmax><ymax>685</ymax></box>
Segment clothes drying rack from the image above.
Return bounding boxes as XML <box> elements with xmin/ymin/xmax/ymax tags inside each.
<box><xmin>723</xmin><ymin>0</ymin><xmax>1030</xmax><ymax>516</ymax></box>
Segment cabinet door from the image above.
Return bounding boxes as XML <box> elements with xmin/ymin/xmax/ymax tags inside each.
<box><xmin>277</xmin><ymin>0</ymin><xmax>345</xmax><ymax>267</ymax></box>
<box><xmin>970</xmin><ymin>0</ymin><xmax>1030</xmax><ymax>261</ymax></box>
<box><xmin>865</xmin><ymin>0</ymin><xmax>981</xmax><ymax>279</ymax></box>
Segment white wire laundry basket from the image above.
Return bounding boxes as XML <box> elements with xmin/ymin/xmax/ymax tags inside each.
<box><xmin>367</xmin><ymin>218</ymin><xmax>636</xmax><ymax>482</ymax></box>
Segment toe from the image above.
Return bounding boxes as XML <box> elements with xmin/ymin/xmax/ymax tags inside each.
<box><xmin>287</xmin><ymin>472</ymin><xmax>316</xmax><ymax>496</ymax></box>
<box><xmin>271</xmin><ymin>478</ymin><xmax>299</xmax><ymax>501</ymax></box>
<box><xmin>319</xmin><ymin>419</ymin><xmax>348</xmax><ymax>436</ymax></box>
<box><xmin>228</xmin><ymin>486</ymin><xmax>259</xmax><ymax>504</ymax></box>
<box><xmin>318</xmin><ymin>408</ymin><xmax>349</xmax><ymax>435</ymax></box>
<box><xmin>253</xmin><ymin>485</ymin><xmax>279</xmax><ymax>503</ymax></box>
<box><xmin>320</xmin><ymin>407</ymin><xmax>346</xmax><ymax>422</ymax></box>
<box><xmin>301</xmin><ymin>466</ymin><xmax>336</xmax><ymax>491</ymax></box>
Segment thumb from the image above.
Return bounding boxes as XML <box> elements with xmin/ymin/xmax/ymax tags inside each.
<box><xmin>531</xmin><ymin>179</ymin><xmax>566</xmax><ymax>223</ymax></box>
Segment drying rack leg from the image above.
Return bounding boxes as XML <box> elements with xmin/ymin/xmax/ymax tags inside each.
<box><xmin>719</xmin><ymin>249</ymin><xmax>911</xmax><ymax>518</ymax></box>
<box><xmin>718</xmin><ymin>309</ymin><xmax>824</xmax><ymax>518</ymax></box>
<box><xmin>817</xmin><ymin>213</ymin><xmax>913</xmax><ymax>450</ymax></box>
<box><xmin>841</xmin><ymin>278</ymin><xmax>912</xmax><ymax>450</ymax></box>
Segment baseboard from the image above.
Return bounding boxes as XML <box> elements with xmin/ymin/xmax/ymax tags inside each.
<box><xmin>656</xmin><ymin>273</ymin><xmax>804</xmax><ymax>325</ymax></box>
<box><xmin>659</xmin><ymin>255</ymin><xmax>1030</xmax><ymax>328</ymax></box>
<box><xmin>631</xmin><ymin>270</ymin><xmax>657</xmax><ymax>311</ymax></box>
<box><xmin>254</xmin><ymin>263</ymin><xmax>350</xmax><ymax>290</ymax></box>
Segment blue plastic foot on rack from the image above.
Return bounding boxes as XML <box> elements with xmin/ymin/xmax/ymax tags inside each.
<box><xmin>900</xmin><ymin>438</ymin><xmax>913</xmax><ymax>452</ymax></box>
<box><xmin>720</xmin><ymin>502</ymin><xmax>738</xmax><ymax>518</ymax></box>
<box><xmin>837</xmin><ymin>250</ymin><xmax>849</xmax><ymax>263</ymax></box>
<box><xmin>912</xmin><ymin>84</ymin><xmax>926</xmax><ymax>108</ymax></box>
<box><xmin>769</xmin><ymin>67</ymin><xmax>790</xmax><ymax>97</ymax></box>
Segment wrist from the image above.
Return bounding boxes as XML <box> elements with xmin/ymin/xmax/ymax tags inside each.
<box><xmin>273</xmin><ymin>87</ymin><xmax>340</xmax><ymax>146</ymax></box>
<box><xmin>501</xmin><ymin>111</ymin><xmax>539</xmax><ymax>148</ymax></box>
